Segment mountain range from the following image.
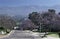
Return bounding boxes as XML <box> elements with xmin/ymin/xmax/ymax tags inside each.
<box><xmin>0</xmin><ymin>5</ymin><xmax>60</xmax><ymax>16</ymax></box>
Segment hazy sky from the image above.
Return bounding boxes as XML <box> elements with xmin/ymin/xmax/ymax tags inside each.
<box><xmin>0</xmin><ymin>0</ymin><xmax>60</xmax><ymax>7</ymax></box>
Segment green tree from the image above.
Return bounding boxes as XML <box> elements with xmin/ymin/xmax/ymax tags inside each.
<box><xmin>28</xmin><ymin>12</ymin><xmax>43</xmax><ymax>32</ymax></box>
<box><xmin>0</xmin><ymin>15</ymin><xmax>16</xmax><ymax>30</ymax></box>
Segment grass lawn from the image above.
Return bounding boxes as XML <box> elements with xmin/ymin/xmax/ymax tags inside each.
<box><xmin>47</xmin><ymin>32</ymin><xmax>59</xmax><ymax>38</ymax></box>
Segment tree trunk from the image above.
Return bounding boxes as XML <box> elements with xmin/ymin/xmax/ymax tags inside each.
<box><xmin>58</xmin><ymin>33</ymin><xmax>60</xmax><ymax>38</ymax></box>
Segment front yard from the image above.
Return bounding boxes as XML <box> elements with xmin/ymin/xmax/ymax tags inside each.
<box><xmin>47</xmin><ymin>32</ymin><xmax>59</xmax><ymax>38</ymax></box>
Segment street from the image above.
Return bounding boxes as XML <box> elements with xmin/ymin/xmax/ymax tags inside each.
<box><xmin>0</xmin><ymin>30</ymin><xmax>42</xmax><ymax>39</ymax></box>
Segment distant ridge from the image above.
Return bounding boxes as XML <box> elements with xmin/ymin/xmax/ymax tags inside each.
<box><xmin>0</xmin><ymin>5</ymin><xmax>60</xmax><ymax>16</ymax></box>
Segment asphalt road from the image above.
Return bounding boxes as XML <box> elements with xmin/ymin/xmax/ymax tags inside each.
<box><xmin>0</xmin><ymin>30</ymin><xmax>42</xmax><ymax>39</ymax></box>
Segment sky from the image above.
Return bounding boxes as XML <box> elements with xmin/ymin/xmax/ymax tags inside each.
<box><xmin>0</xmin><ymin>0</ymin><xmax>60</xmax><ymax>7</ymax></box>
<box><xmin>0</xmin><ymin>0</ymin><xmax>60</xmax><ymax>16</ymax></box>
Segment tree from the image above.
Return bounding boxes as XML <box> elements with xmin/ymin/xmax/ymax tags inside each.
<box><xmin>48</xmin><ymin>9</ymin><xmax>55</xmax><ymax>14</ymax></box>
<box><xmin>0</xmin><ymin>15</ymin><xmax>16</xmax><ymax>30</ymax></box>
<box><xmin>28</xmin><ymin>9</ymin><xmax>57</xmax><ymax>32</ymax></box>
<box><xmin>28</xmin><ymin>12</ymin><xmax>43</xmax><ymax>32</ymax></box>
<box><xmin>20</xmin><ymin>19</ymin><xmax>37</xmax><ymax>30</ymax></box>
